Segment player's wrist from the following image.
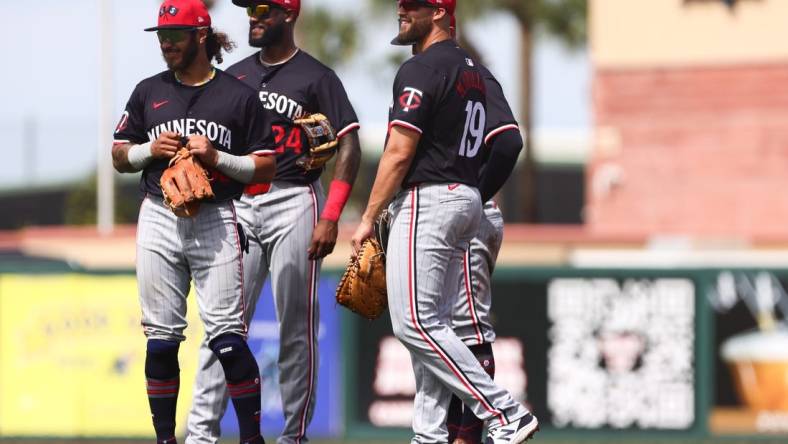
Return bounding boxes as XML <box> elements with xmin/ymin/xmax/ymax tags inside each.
<box><xmin>360</xmin><ymin>212</ymin><xmax>376</xmax><ymax>226</ymax></box>
<box><xmin>321</xmin><ymin>179</ymin><xmax>352</xmax><ymax>222</ymax></box>
<box><xmin>204</xmin><ymin>145</ymin><xmax>220</xmax><ymax>168</ymax></box>
<box><xmin>127</xmin><ymin>141</ymin><xmax>153</xmax><ymax>170</ymax></box>
<box><xmin>215</xmin><ymin>151</ymin><xmax>256</xmax><ymax>184</ymax></box>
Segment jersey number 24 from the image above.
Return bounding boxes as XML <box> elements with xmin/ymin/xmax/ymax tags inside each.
<box><xmin>459</xmin><ymin>100</ymin><xmax>486</xmax><ymax>158</ymax></box>
<box><xmin>272</xmin><ymin>125</ymin><xmax>303</xmax><ymax>154</ymax></box>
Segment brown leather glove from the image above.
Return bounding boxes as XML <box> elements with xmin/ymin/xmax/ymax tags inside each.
<box><xmin>336</xmin><ymin>237</ymin><xmax>387</xmax><ymax>320</ymax></box>
<box><xmin>294</xmin><ymin>113</ymin><xmax>338</xmax><ymax>172</ymax></box>
<box><xmin>160</xmin><ymin>147</ymin><xmax>214</xmax><ymax>217</ymax></box>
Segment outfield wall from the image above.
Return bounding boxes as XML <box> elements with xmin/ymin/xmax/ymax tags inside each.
<box><xmin>1</xmin><ymin>266</ymin><xmax>787</xmax><ymax>440</ymax></box>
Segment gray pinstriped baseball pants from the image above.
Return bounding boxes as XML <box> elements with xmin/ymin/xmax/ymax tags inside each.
<box><xmin>386</xmin><ymin>184</ymin><xmax>528</xmax><ymax>444</ymax></box>
<box><xmin>136</xmin><ymin>195</ymin><xmax>247</xmax><ymax>343</ymax></box>
<box><xmin>452</xmin><ymin>201</ymin><xmax>504</xmax><ymax>346</ymax></box>
<box><xmin>186</xmin><ymin>181</ymin><xmax>324</xmax><ymax>444</ymax></box>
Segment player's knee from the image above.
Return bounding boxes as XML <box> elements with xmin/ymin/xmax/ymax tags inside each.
<box><xmin>209</xmin><ymin>333</ymin><xmax>259</xmax><ymax>383</ymax></box>
<box><xmin>391</xmin><ymin>318</ymin><xmax>427</xmax><ymax>347</ymax></box>
<box><xmin>145</xmin><ymin>339</ymin><xmax>180</xmax><ymax>379</ymax></box>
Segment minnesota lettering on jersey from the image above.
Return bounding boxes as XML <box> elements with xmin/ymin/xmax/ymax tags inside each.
<box><xmin>259</xmin><ymin>91</ymin><xmax>306</xmax><ymax>121</ymax></box>
<box><xmin>147</xmin><ymin>118</ymin><xmax>232</xmax><ymax>147</ymax></box>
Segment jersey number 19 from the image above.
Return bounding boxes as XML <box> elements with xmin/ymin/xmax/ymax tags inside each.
<box><xmin>459</xmin><ymin>100</ymin><xmax>486</xmax><ymax>158</ymax></box>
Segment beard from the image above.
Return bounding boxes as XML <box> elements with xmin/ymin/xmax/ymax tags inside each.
<box><xmin>394</xmin><ymin>15</ymin><xmax>432</xmax><ymax>45</ymax></box>
<box><xmin>249</xmin><ymin>20</ymin><xmax>285</xmax><ymax>48</ymax></box>
<box><xmin>163</xmin><ymin>35</ymin><xmax>199</xmax><ymax>71</ymax></box>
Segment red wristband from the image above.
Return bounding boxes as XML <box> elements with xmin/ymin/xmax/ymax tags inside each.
<box><xmin>321</xmin><ymin>179</ymin><xmax>352</xmax><ymax>222</ymax></box>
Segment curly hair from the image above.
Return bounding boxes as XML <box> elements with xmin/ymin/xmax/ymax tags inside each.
<box><xmin>206</xmin><ymin>28</ymin><xmax>236</xmax><ymax>64</ymax></box>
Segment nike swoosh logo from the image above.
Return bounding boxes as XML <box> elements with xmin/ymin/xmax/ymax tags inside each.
<box><xmin>153</xmin><ymin>100</ymin><xmax>169</xmax><ymax>110</ymax></box>
<box><xmin>236</xmin><ymin>74</ymin><xmax>247</xmax><ymax>80</ymax></box>
<box><xmin>448</xmin><ymin>184</ymin><xmax>460</xmax><ymax>191</ymax></box>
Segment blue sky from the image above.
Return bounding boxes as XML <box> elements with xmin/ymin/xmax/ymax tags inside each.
<box><xmin>0</xmin><ymin>0</ymin><xmax>589</xmax><ymax>187</ymax></box>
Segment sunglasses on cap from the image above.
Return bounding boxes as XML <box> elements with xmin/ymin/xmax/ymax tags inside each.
<box><xmin>246</xmin><ymin>4</ymin><xmax>273</xmax><ymax>18</ymax></box>
<box><xmin>398</xmin><ymin>0</ymin><xmax>435</xmax><ymax>11</ymax></box>
<box><xmin>156</xmin><ymin>28</ymin><xmax>197</xmax><ymax>43</ymax></box>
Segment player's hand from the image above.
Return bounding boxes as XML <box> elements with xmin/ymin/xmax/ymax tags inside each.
<box><xmin>187</xmin><ymin>135</ymin><xmax>220</xmax><ymax>168</ymax></box>
<box><xmin>151</xmin><ymin>131</ymin><xmax>181</xmax><ymax>159</ymax></box>
<box><xmin>308</xmin><ymin>219</ymin><xmax>338</xmax><ymax>260</ymax></box>
<box><xmin>350</xmin><ymin>219</ymin><xmax>374</xmax><ymax>259</ymax></box>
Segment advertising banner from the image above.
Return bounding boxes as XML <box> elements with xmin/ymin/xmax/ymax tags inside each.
<box><xmin>0</xmin><ymin>273</ymin><xmax>345</xmax><ymax>439</ymax></box>
<box><xmin>218</xmin><ymin>276</ymin><xmax>344</xmax><ymax>438</ymax></box>
<box><xmin>0</xmin><ymin>274</ymin><xmax>204</xmax><ymax>436</ymax></box>
<box><xmin>348</xmin><ymin>271</ymin><xmax>699</xmax><ymax>435</ymax></box>
<box><xmin>709</xmin><ymin>271</ymin><xmax>788</xmax><ymax>436</ymax></box>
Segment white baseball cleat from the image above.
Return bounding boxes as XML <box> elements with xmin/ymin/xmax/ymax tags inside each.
<box><xmin>485</xmin><ymin>413</ymin><xmax>539</xmax><ymax>443</ymax></box>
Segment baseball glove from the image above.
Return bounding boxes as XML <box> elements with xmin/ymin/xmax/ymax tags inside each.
<box><xmin>336</xmin><ymin>237</ymin><xmax>387</xmax><ymax>320</ymax></box>
<box><xmin>160</xmin><ymin>146</ymin><xmax>214</xmax><ymax>217</ymax></box>
<box><xmin>294</xmin><ymin>113</ymin><xmax>338</xmax><ymax>171</ymax></box>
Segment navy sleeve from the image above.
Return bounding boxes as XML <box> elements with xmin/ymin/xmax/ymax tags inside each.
<box><xmin>388</xmin><ymin>61</ymin><xmax>442</xmax><ymax>134</ymax></box>
<box><xmin>314</xmin><ymin>70</ymin><xmax>360</xmax><ymax>138</ymax></box>
<box><xmin>482</xmin><ymin>71</ymin><xmax>519</xmax><ymax>145</ymax></box>
<box><xmin>478</xmin><ymin>130</ymin><xmax>523</xmax><ymax>202</ymax></box>
<box><xmin>114</xmin><ymin>84</ymin><xmax>148</xmax><ymax>144</ymax></box>
<box><xmin>242</xmin><ymin>92</ymin><xmax>275</xmax><ymax>156</ymax></box>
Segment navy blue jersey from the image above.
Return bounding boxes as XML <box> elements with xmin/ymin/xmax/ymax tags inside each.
<box><xmin>388</xmin><ymin>40</ymin><xmax>486</xmax><ymax>188</ymax></box>
<box><xmin>227</xmin><ymin>50</ymin><xmax>360</xmax><ymax>185</ymax></box>
<box><xmin>113</xmin><ymin>69</ymin><xmax>274</xmax><ymax>202</ymax></box>
<box><xmin>480</xmin><ymin>65</ymin><xmax>519</xmax><ymax>149</ymax></box>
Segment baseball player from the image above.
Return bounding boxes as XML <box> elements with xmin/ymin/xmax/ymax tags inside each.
<box><xmin>186</xmin><ymin>1</ymin><xmax>361</xmax><ymax>443</ymax></box>
<box><xmin>111</xmin><ymin>1</ymin><xmax>275</xmax><ymax>443</ymax></box>
<box><xmin>446</xmin><ymin>55</ymin><xmax>525</xmax><ymax>444</ymax></box>
<box><xmin>350</xmin><ymin>1</ymin><xmax>537</xmax><ymax>443</ymax></box>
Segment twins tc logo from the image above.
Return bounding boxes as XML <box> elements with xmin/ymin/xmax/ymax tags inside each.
<box><xmin>399</xmin><ymin>87</ymin><xmax>423</xmax><ymax>112</ymax></box>
<box><xmin>159</xmin><ymin>5</ymin><xmax>179</xmax><ymax>17</ymax></box>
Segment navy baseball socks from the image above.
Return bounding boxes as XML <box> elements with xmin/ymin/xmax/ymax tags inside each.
<box><xmin>210</xmin><ymin>334</ymin><xmax>265</xmax><ymax>444</ymax></box>
<box><xmin>145</xmin><ymin>339</ymin><xmax>181</xmax><ymax>444</ymax></box>
<box><xmin>447</xmin><ymin>342</ymin><xmax>495</xmax><ymax>444</ymax></box>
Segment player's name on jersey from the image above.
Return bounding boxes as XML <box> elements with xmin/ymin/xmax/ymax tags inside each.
<box><xmin>259</xmin><ymin>91</ymin><xmax>305</xmax><ymax>121</ymax></box>
<box><xmin>456</xmin><ymin>70</ymin><xmax>485</xmax><ymax>98</ymax></box>
<box><xmin>147</xmin><ymin>119</ymin><xmax>232</xmax><ymax>147</ymax></box>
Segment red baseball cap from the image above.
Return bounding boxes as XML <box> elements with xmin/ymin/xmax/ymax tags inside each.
<box><xmin>398</xmin><ymin>0</ymin><xmax>456</xmax><ymax>15</ymax></box>
<box><xmin>144</xmin><ymin>0</ymin><xmax>211</xmax><ymax>31</ymax></box>
<box><xmin>232</xmin><ymin>0</ymin><xmax>301</xmax><ymax>15</ymax></box>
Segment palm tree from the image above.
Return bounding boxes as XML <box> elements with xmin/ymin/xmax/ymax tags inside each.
<box><xmin>369</xmin><ymin>0</ymin><xmax>587</xmax><ymax>222</ymax></box>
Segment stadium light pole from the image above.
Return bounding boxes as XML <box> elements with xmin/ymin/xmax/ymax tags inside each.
<box><xmin>97</xmin><ymin>0</ymin><xmax>115</xmax><ymax>235</ymax></box>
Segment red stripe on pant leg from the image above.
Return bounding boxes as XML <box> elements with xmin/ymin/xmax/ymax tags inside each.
<box><xmin>230</xmin><ymin>202</ymin><xmax>248</xmax><ymax>335</ymax></box>
<box><xmin>296</xmin><ymin>184</ymin><xmax>319</xmax><ymax>444</ymax></box>
<box><xmin>463</xmin><ymin>250</ymin><xmax>483</xmax><ymax>344</ymax></box>
<box><xmin>406</xmin><ymin>187</ymin><xmax>506</xmax><ymax>426</ymax></box>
